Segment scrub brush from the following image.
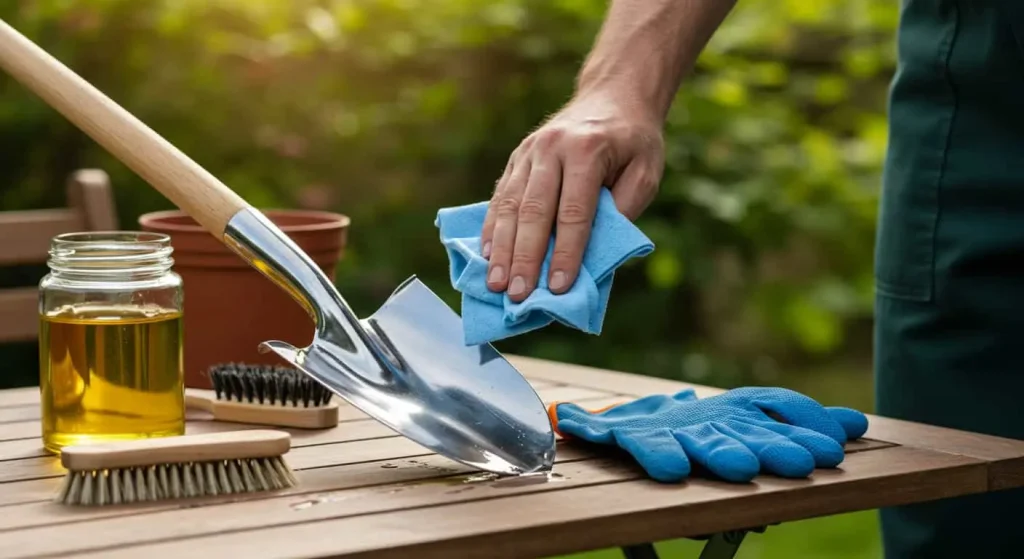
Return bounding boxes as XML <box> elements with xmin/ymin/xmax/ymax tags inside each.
<box><xmin>185</xmin><ymin>363</ymin><xmax>340</xmax><ymax>429</ymax></box>
<box><xmin>54</xmin><ymin>430</ymin><xmax>297</xmax><ymax>506</ymax></box>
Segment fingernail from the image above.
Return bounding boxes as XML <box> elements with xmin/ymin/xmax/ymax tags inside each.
<box><xmin>482</xmin><ymin>241</ymin><xmax>491</xmax><ymax>258</ymax></box>
<box><xmin>550</xmin><ymin>271</ymin><xmax>567</xmax><ymax>291</ymax></box>
<box><xmin>509</xmin><ymin>276</ymin><xmax>526</xmax><ymax>296</ymax></box>
<box><xmin>488</xmin><ymin>266</ymin><xmax>505</xmax><ymax>284</ymax></box>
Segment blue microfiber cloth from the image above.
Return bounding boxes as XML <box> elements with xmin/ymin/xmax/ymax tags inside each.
<box><xmin>435</xmin><ymin>187</ymin><xmax>655</xmax><ymax>346</ymax></box>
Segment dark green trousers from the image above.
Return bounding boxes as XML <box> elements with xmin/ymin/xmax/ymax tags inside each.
<box><xmin>875</xmin><ymin>1</ymin><xmax>1024</xmax><ymax>557</ymax></box>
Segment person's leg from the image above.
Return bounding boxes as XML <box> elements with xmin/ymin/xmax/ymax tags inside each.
<box><xmin>874</xmin><ymin>3</ymin><xmax>1024</xmax><ymax>557</ymax></box>
<box><xmin>875</xmin><ymin>293</ymin><xmax>1024</xmax><ymax>558</ymax></box>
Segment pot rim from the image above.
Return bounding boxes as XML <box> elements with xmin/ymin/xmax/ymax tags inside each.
<box><xmin>138</xmin><ymin>208</ymin><xmax>351</xmax><ymax>233</ymax></box>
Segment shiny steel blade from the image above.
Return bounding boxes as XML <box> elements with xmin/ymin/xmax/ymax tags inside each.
<box><xmin>224</xmin><ymin>207</ymin><xmax>556</xmax><ymax>475</ymax></box>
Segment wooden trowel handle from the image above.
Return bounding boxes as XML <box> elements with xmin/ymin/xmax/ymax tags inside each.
<box><xmin>0</xmin><ymin>19</ymin><xmax>248</xmax><ymax>236</ymax></box>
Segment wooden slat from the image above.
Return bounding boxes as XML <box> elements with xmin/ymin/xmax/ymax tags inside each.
<box><xmin>0</xmin><ymin>208</ymin><xmax>81</xmax><ymax>266</ymax></box>
<box><xmin>0</xmin><ymin>378</ymin><xmax>563</xmax><ymax>412</ymax></box>
<box><xmin>0</xmin><ymin>475</ymin><xmax>60</xmax><ymax>508</ymax></box>
<box><xmin>0</xmin><ymin>288</ymin><xmax>39</xmax><ymax>343</ymax></box>
<box><xmin>29</xmin><ymin>446</ymin><xmax>985</xmax><ymax>559</ymax></box>
<box><xmin>0</xmin><ymin>444</ymin><xmax>598</xmax><ymax>533</ymax></box>
<box><xmin>0</xmin><ymin>380</ymin><xmax>602</xmax><ymax>440</ymax></box>
<box><xmin>0</xmin><ymin>404</ymin><xmax>39</xmax><ymax>424</ymax></box>
<box><xmin>508</xmin><ymin>354</ymin><xmax>720</xmax><ymax>397</ymax></box>
<box><xmin>865</xmin><ymin>415</ymin><xmax>1024</xmax><ymax>463</ymax></box>
<box><xmin>0</xmin><ymin>434</ymin><xmax>441</xmax><ymax>487</ymax></box>
<box><xmin>66</xmin><ymin>169</ymin><xmax>118</xmax><ymax>231</ymax></box>
<box><xmin>0</xmin><ymin>384</ymin><xmax>615</xmax><ymax>426</ymax></box>
<box><xmin>0</xmin><ymin>386</ymin><xmax>625</xmax><ymax>478</ymax></box>
<box><xmin>0</xmin><ymin>434</ymin><xmax>892</xmax><ymax>511</ymax></box>
<box><xmin>0</xmin><ymin>368</ymin><xmax>563</xmax><ymax>412</ymax></box>
<box><xmin>0</xmin><ymin>407</ymin><xmax>244</xmax><ymax>443</ymax></box>
<box><xmin>0</xmin><ymin>427</ymin><xmax>601</xmax><ymax>508</ymax></box>
<box><xmin>0</xmin><ymin>422</ymin><xmax>37</xmax><ymax>443</ymax></box>
<box><xmin>0</xmin><ymin>438</ymin><xmax>47</xmax><ymax>462</ymax></box>
<box><xmin>0</xmin><ymin>388</ymin><xmax>39</xmax><ymax>409</ymax></box>
<box><xmin>865</xmin><ymin>415</ymin><xmax>1024</xmax><ymax>490</ymax></box>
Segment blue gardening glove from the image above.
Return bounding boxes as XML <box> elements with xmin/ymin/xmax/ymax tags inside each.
<box><xmin>550</xmin><ymin>387</ymin><xmax>869</xmax><ymax>483</ymax></box>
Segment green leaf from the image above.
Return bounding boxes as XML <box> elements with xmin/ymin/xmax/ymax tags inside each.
<box><xmin>785</xmin><ymin>297</ymin><xmax>843</xmax><ymax>354</ymax></box>
<box><xmin>646</xmin><ymin>251</ymin><xmax>684</xmax><ymax>289</ymax></box>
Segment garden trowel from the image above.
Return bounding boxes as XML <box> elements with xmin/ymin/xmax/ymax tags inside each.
<box><xmin>0</xmin><ymin>18</ymin><xmax>556</xmax><ymax>476</ymax></box>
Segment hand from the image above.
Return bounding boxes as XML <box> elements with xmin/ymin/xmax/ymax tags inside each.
<box><xmin>550</xmin><ymin>387</ymin><xmax>869</xmax><ymax>483</ymax></box>
<box><xmin>481</xmin><ymin>92</ymin><xmax>665</xmax><ymax>302</ymax></box>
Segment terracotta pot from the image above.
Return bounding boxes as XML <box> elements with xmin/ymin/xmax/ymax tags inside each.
<box><xmin>138</xmin><ymin>209</ymin><xmax>350</xmax><ymax>389</ymax></box>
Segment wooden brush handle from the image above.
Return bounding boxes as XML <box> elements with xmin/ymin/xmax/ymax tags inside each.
<box><xmin>185</xmin><ymin>388</ymin><xmax>340</xmax><ymax>429</ymax></box>
<box><xmin>0</xmin><ymin>19</ymin><xmax>248</xmax><ymax>236</ymax></box>
<box><xmin>60</xmin><ymin>430</ymin><xmax>292</xmax><ymax>471</ymax></box>
<box><xmin>184</xmin><ymin>388</ymin><xmax>217</xmax><ymax>413</ymax></box>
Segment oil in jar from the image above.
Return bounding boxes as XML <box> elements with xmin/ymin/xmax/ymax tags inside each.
<box><xmin>39</xmin><ymin>304</ymin><xmax>185</xmax><ymax>453</ymax></box>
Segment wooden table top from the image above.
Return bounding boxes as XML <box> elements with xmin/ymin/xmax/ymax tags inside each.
<box><xmin>2</xmin><ymin>355</ymin><xmax>1024</xmax><ymax>559</ymax></box>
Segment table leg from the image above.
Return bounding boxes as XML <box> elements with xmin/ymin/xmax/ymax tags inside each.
<box><xmin>696</xmin><ymin>531</ymin><xmax>747</xmax><ymax>559</ymax></box>
<box><xmin>621</xmin><ymin>543</ymin><xmax>659</xmax><ymax>559</ymax></box>
<box><xmin>618</xmin><ymin>526</ymin><xmax>766</xmax><ymax>559</ymax></box>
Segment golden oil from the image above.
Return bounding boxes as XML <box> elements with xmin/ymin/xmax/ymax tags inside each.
<box><xmin>39</xmin><ymin>305</ymin><xmax>185</xmax><ymax>453</ymax></box>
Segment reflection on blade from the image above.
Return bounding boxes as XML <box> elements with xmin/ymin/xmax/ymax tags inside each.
<box><xmin>260</xmin><ymin>277</ymin><xmax>556</xmax><ymax>476</ymax></box>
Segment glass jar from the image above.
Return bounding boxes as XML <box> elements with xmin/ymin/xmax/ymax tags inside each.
<box><xmin>38</xmin><ymin>231</ymin><xmax>185</xmax><ymax>453</ymax></box>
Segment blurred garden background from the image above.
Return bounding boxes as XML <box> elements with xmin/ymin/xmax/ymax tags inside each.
<box><xmin>0</xmin><ymin>0</ymin><xmax>896</xmax><ymax>557</ymax></box>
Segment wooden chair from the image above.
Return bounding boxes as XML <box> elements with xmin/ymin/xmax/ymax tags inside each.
<box><xmin>0</xmin><ymin>169</ymin><xmax>118</xmax><ymax>343</ymax></box>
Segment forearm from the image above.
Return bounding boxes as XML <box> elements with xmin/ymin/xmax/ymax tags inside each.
<box><xmin>575</xmin><ymin>0</ymin><xmax>738</xmax><ymax>121</ymax></box>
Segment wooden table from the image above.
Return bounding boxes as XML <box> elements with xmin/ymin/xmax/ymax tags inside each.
<box><xmin>2</xmin><ymin>355</ymin><xmax>1024</xmax><ymax>559</ymax></box>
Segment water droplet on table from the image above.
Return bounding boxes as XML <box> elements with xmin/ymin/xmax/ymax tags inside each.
<box><xmin>290</xmin><ymin>497</ymin><xmax>327</xmax><ymax>510</ymax></box>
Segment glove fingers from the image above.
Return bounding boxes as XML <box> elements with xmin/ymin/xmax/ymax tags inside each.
<box><xmin>672</xmin><ymin>424</ymin><xmax>760</xmax><ymax>483</ymax></box>
<box><xmin>825</xmin><ymin>406</ymin><xmax>869</xmax><ymax>440</ymax></box>
<box><xmin>611</xmin><ymin>428</ymin><xmax>691</xmax><ymax>483</ymax></box>
<box><xmin>714</xmin><ymin>422</ymin><xmax>815</xmax><ymax>478</ymax></box>
<box><xmin>740</xmin><ymin>419</ymin><xmax>845</xmax><ymax>469</ymax></box>
<box><xmin>739</xmin><ymin>387</ymin><xmax>848</xmax><ymax>444</ymax></box>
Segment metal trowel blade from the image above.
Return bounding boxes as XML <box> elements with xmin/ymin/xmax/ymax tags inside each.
<box><xmin>259</xmin><ymin>276</ymin><xmax>557</xmax><ymax>476</ymax></box>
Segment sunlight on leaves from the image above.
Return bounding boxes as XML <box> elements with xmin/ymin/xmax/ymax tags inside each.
<box><xmin>785</xmin><ymin>297</ymin><xmax>843</xmax><ymax>354</ymax></box>
<box><xmin>814</xmin><ymin>75</ymin><xmax>849</xmax><ymax>104</ymax></box>
<box><xmin>708</xmin><ymin>78</ymin><xmax>749</xmax><ymax>108</ymax></box>
<box><xmin>646</xmin><ymin>251</ymin><xmax>685</xmax><ymax>289</ymax></box>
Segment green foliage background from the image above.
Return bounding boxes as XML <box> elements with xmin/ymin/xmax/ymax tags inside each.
<box><xmin>0</xmin><ymin>1</ymin><xmax>896</xmax><ymax>556</ymax></box>
<box><xmin>0</xmin><ymin>0</ymin><xmax>895</xmax><ymax>388</ymax></box>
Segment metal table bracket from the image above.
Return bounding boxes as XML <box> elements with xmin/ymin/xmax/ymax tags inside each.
<box><xmin>621</xmin><ymin>525</ymin><xmax>768</xmax><ymax>559</ymax></box>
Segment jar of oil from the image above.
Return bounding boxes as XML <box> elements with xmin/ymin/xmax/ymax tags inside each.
<box><xmin>38</xmin><ymin>231</ymin><xmax>185</xmax><ymax>453</ymax></box>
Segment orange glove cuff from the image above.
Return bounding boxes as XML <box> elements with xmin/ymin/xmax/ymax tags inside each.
<box><xmin>547</xmin><ymin>401</ymin><xmax>621</xmax><ymax>439</ymax></box>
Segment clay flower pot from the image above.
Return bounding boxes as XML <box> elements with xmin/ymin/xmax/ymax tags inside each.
<box><xmin>139</xmin><ymin>209</ymin><xmax>350</xmax><ymax>389</ymax></box>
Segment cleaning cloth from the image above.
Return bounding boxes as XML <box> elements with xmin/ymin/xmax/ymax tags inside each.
<box><xmin>435</xmin><ymin>187</ymin><xmax>654</xmax><ymax>345</ymax></box>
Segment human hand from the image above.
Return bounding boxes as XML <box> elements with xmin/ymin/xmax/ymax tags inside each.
<box><xmin>549</xmin><ymin>387</ymin><xmax>869</xmax><ymax>483</ymax></box>
<box><xmin>481</xmin><ymin>92</ymin><xmax>665</xmax><ymax>302</ymax></box>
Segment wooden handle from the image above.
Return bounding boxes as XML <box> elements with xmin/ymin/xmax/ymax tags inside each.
<box><xmin>184</xmin><ymin>388</ymin><xmax>340</xmax><ymax>429</ymax></box>
<box><xmin>184</xmin><ymin>389</ymin><xmax>216</xmax><ymax>413</ymax></box>
<box><xmin>0</xmin><ymin>19</ymin><xmax>248</xmax><ymax>236</ymax></box>
<box><xmin>60</xmin><ymin>430</ymin><xmax>291</xmax><ymax>471</ymax></box>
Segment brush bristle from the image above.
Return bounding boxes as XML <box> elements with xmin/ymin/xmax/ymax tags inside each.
<box><xmin>54</xmin><ymin>456</ymin><xmax>298</xmax><ymax>506</ymax></box>
<box><xmin>207</xmin><ymin>363</ymin><xmax>334</xmax><ymax>407</ymax></box>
